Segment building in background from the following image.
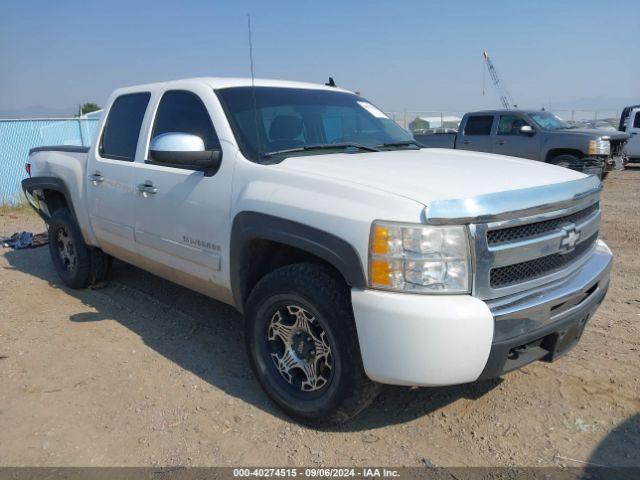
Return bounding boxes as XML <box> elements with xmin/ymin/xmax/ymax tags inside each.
<box><xmin>408</xmin><ymin>115</ymin><xmax>462</xmax><ymax>134</ymax></box>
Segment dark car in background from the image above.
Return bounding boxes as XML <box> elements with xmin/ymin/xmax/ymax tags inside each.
<box><xmin>414</xmin><ymin>110</ymin><xmax>630</xmax><ymax>178</ymax></box>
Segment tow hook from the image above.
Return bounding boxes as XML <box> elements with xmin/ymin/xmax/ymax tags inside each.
<box><xmin>508</xmin><ymin>344</ymin><xmax>528</xmax><ymax>360</ymax></box>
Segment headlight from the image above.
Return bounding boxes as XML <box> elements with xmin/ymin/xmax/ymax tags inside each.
<box><xmin>368</xmin><ymin>221</ymin><xmax>471</xmax><ymax>293</ymax></box>
<box><xmin>588</xmin><ymin>139</ymin><xmax>610</xmax><ymax>155</ymax></box>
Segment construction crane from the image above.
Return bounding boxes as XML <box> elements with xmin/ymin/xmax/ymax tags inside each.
<box><xmin>482</xmin><ymin>51</ymin><xmax>516</xmax><ymax>110</ymax></box>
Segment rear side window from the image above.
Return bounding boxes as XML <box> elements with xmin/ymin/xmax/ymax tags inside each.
<box><xmin>634</xmin><ymin>112</ymin><xmax>640</xmax><ymax>129</ymax></box>
<box><xmin>150</xmin><ymin>90</ymin><xmax>219</xmax><ymax>150</ymax></box>
<box><xmin>100</xmin><ymin>93</ymin><xmax>150</xmax><ymax>161</ymax></box>
<box><xmin>464</xmin><ymin>115</ymin><xmax>494</xmax><ymax>135</ymax></box>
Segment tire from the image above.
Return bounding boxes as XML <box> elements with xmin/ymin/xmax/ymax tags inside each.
<box><xmin>245</xmin><ymin>263</ymin><xmax>381</xmax><ymax>426</ymax></box>
<box><xmin>601</xmin><ymin>171</ymin><xmax>609</xmax><ymax>181</ymax></box>
<box><xmin>549</xmin><ymin>154</ymin><xmax>579</xmax><ymax>169</ymax></box>
<box><xmin>89</xmin><ymin>247</ymin><xmax>113</xmax><ymax>289</ymax></box>
<box><xmin>47</xmin><ymin>209</ymin><xmax>111</xmax><ymax>289</ymax></box>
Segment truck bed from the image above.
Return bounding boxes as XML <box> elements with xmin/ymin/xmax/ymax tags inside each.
<box><xmin>29</xmin><ymin>145</ymin><xmax>90</xmax><ymax>155</ymax></box>
<box><xmin>24</xmin><ymin>145</ymin><xmax>92</xmax><ymax>239</ymax></box>
<box><xmin>414</xmin><ymin>133</ymin><xmax>456</xmax><ymax>149</ymax></box>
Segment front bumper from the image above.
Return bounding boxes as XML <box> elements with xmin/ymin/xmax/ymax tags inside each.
<box><xmin>478</xmin><ymin>240</ymin><xmax>612</xmax><ymax>379</ymax></box>
<box><xmin>351</xmin><ymin>240</ymin><xmax>612</xmax><ymax>386</ymax></box>
<box><xmin>562</xmin><ymin>157</ymin><xmax>603</xmax><ymax>176</ymax></box>
<box><xmin>602</xmin><ymin>155</ymin><xmax>626</xmax><ymax>172</ymax></box>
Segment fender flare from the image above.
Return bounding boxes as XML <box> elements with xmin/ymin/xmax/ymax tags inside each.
<box><xmin>230</xmin><ymin>212</ymin><xmax>367</xmax><ymax>310</ymax></box>
<box><xmin>544</xmin><ymin>148</ymin><xmax>585</xmax><ymax>164</ymax></box>
<box><xmin>21</xmin><ymin>176</ymin><xmax>77</xmax><ymax>223</ymax></box>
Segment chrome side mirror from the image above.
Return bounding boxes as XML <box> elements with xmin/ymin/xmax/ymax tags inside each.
<box><xmin>519</xmin><ymin>125</ymin><xmax>535</xmax><ymax>136</ymax></box>
<box><xmin>148</xmin><ymin>132</ymin><xmax>221</xmax><ymax>176</ymax></box>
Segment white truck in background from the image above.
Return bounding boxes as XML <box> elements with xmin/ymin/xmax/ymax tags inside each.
<box><xmin>23</xmin><ymin>78</ymin><xmax>612</xmax><ymax>426</ymax></box>
<box><xmin>619</xmin><ymin>105</ymin><xmax>640</xmax><ymax>161</ymax></box>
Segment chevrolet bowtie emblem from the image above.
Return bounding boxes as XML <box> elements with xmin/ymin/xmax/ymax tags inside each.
<box><xmin>560</xmin><ymin>226</ymin><xmax>581</xmax><ymax>253</ymax></box>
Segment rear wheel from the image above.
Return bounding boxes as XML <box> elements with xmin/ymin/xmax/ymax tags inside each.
<box><xmin>47</xmin><ymin>209</ymin><xmax>111</xmax><ymax>289</ymax></box>
<box><xmin>245</xmin><ymin>263</ymin><xmax>380</xmax><ymax>426</ymax></box>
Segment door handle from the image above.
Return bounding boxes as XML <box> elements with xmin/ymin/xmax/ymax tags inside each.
<box><xmin>632</xmin><ymin>132</ymin><xmax>638</xmax><ymax>135</ymax></box>
<box><xmin>463</xmin><ymin>140</ymin><xmax>471</xmax><ymax>145</ymax></box>
<box><xmin>495</xmin><ymin>140</ymin><xmax>505</xmax><ymax>145</ymax></box>
<box><xmin>89</xmin><ymin>173</ymin><xmax>104</xmax><ymax>183</ymax></box>
<box><xmin>137</xmin><ymin>182</ymin><xmax>158</xmax><ymax>195</ymax></box>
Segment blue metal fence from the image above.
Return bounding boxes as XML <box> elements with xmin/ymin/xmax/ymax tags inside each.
<box><xmin>0</xmin><ymin>118</ymin><xmax>100</xmax><ymax>203</ymax></box>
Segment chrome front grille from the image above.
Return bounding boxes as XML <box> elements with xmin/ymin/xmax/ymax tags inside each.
<box><xmin>487</xmin><ymin>203</ymin><xmax>599</xmax><ymax>246</ymax></box>
<box><xmin>470</xmin><ymin>198</ymin><xmax>601</xmax><ymax>300</ymax></box>
<box><xmin>490</xmin><ymin>232</ymin><xmax>598</xmax><ymax>288</ymax></box>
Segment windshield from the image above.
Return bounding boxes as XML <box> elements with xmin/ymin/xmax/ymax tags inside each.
<box><xmin>529</xmin><ymin>112</ymin><xmax>572</xmax><ymax>130</ymax></box>
<box><xmin>216</xmin><ymin>87</ymin><xmax>415</xmax><ymax>162</ymax></box>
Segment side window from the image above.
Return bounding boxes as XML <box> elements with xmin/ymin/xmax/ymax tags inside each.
<box><xmin>633</xmin><ymin>112</ymin><xmax>640</xmax><ymax>129</ymax></box>
<box><xmin>464</xmin><ymin>115</ymin><xmax>494</xmax><ymax>135</ymax></box>
<box><xmin>100</xmin><ymin>92</ymin><xmax>150</xmax><ymax>161</ymax></box>
<box><xmin>151</xmin><ymin>90</ymin><xmax>220</xmax><ymax>150</ymax></box>
<box><xmin>497</xmin><ymin>115</ymin><xmax>529</xmax><ymax>135</ymax></box>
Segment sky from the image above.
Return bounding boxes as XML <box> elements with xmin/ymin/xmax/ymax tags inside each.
<box><xmin>1</xmin><ymin>0</ymin><xmax>638</xmax><ymax>116</ymax></box>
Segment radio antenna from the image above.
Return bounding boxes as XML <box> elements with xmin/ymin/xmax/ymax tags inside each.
<box><xmin>247</xmin><ymin>14</ymin><xmax>256</xmax><ymax>86</ymax></box>
<box><xmin>247</xmin><ymin>14</ymin><xmax>263</xmax><ymax>157</ymax></box>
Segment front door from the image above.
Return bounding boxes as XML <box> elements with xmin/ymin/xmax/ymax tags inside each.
<box><xmin>87</xmin><ymin>92</ymin><xmax>150</xmax><ymax>258</ymax></box>
<box><xmin>492</xmin><ymin>114</ymin><xmax>540</xmax><ymax>160</ymax></box>
<box><xmin>625</xmin><ymin>109</ymin><xmax>640</xmax><ymax>159</ymax></box>
<box><xmin>133</xmin><ymin>87</ymin><xmax>234</xmax><ymax>300</ymax></box>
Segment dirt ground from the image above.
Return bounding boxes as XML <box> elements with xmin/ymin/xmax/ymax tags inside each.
<box><xmin>1</xmin><ymin>170</ymin><xmax>638</xmax><ymax>468</ymax></box>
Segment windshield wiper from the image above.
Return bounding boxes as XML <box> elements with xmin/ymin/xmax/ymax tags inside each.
<box><xmin>263</xmin><ymin>143</ymin><xmax>380</xmax><ymax>157</ymax></box>
<box><xmin>375</xmin><ymin>140</ymin><xmax>423</xmax><ymax>149</ymax></box>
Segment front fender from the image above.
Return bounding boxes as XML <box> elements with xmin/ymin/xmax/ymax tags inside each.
<box><xmin>227</xmin><ymin>158</ymin><xmax>428</xmax><ymax>310</ymax></box>
<box><xmin>542</xmin><ymin>133</ymin><xmax>590</xmax><ymax>158</ymax></box>
<box><xmin>230</xmin><ymin>212</ymin><xmax>367</xmax><ymax>310</ymax></box>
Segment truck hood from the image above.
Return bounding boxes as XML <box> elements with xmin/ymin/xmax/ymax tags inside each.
<box><xmin>558</xmin><ymin>128</ymin><xmax>630</xmax><ymax>140</ymax></box>
<box><xmin>279</xmin><ymin>148</ymin><xmax>586</xmax><ymax>205</ymax></box>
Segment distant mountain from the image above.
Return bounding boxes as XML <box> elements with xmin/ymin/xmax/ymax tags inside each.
<box><xmin>0</xmin><ymin>106</ymin><xmax>77</xmax><ymax>119</ymax></box>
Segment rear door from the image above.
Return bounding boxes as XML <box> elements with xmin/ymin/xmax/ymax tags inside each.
<box><xmin>625</xmin><ymin>108</ymin><xmax>640</xmax><ymax>158</ymax></box>
<box><xmin>457</xmin><ymin>115</ymin><xmax>494</xmax><ymax>152</ymax></box>
<box><xmin>133</xmin><ymin>87</ymin><xmax>234</xmax><ymax>297</ymax></box>
<box><xmin>87</xmin><ymin>92</ymin><xmax>150</xmax><ymax>258</ymax></box>
<box><xmin>492</xmin><ymin>114</ymin><xmax>540</xmax><ymax>160</ymax></box>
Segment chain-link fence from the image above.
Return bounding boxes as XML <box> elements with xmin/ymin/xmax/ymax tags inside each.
<box><xmin>552</xmin><ymin>110</ymin><xmax>620</xmax><ymax>122</ymax></box>
<box><xmin>387</xmin><ymin>111</ymin><xmax>467</xmax><ymax>131</ymax></box>
<box><xmin>0</xmin><ymin>118</ymin><xmax>100</xmax><ymax>203</ymax></box>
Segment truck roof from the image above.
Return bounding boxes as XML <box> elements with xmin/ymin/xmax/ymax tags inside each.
<box><xmin>111</xmin><ymin>77</ymin><xmax>353</xmax><ymax>96</ymax></box>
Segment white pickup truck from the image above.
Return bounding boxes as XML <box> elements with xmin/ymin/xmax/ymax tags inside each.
<box><xmin>619</xmin><ymin>104</ymin><xmax>640</xmax><ymax>161</ymax></box>
<box><xmin>23</xmin><ymin>78</ymin><xmax>612</xmax><ymax>426</ymax></box>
